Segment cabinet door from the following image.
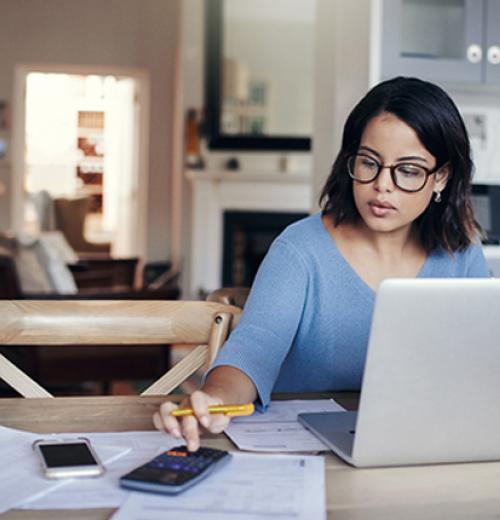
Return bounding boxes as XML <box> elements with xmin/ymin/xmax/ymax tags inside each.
<box><xmin>485</xmin><ymin>0</ymin><xmax>500</xmax><ymax>84</ymax></box>
<box><xmin>381</xmin><ymin>0</ymin><xmax>483</xmax><ymax>83</ymax></box>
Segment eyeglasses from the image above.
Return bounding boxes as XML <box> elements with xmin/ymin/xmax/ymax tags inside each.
<box><xmin>347</xmin><ymin>153</ymin><xmax>440</xmax><ymax>193</ymax></box>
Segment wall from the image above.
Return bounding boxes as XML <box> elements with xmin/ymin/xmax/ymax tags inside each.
<box><xmin>0</xmin><ymin>0</ymin><xmax>181</xmax><ymax>262</ymax></box>
<box><xmin>176</xmin><ymin>0</ymin><xmax>315</xmax><ymax>296</ymax></box>
<box><xmin>174</xmin><ymin>0</ymin><xmax>206</xmax><ymax>296</ymax></box>
<box><xmin>177</xmin><ymin>0</ymin><xmax>309</xmax><ymax>296</ymax></box>
<box><xmin>178</xmin><ymin>0</ymin><xmax>372</xmax><ymax>293</ymax></box>
<box><xmin>311</xmin><ymin>0</ymin><xmax>372</xmax><ymax>209</ymax></box>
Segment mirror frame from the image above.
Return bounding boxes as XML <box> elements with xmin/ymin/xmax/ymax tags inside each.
<box><xmin>204</xmin><ymin>0</ymin><xmax>311</xmax><ymax>151</ymax></box>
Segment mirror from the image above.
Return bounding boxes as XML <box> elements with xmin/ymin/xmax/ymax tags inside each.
<box><xmin>205</xmin><ymin>0</ymin><xmax>314</xmax><ymax>150</ymax></box>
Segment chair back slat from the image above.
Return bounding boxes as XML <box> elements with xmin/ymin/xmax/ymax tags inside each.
<box><xmin>0</xmin><ymin>300</ymin><xmax>241</xmax><ymax>397</ymax></box>
<box><xmin>0</xmin><ymin>300</ymin><xmax>240</xmax><ymax>346</ymax></box>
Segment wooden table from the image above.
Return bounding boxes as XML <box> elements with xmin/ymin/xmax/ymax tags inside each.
<box><xmin>1</xmin><ymin>393</ymin><xmax>500</xmax><ymax>520</ymax></box>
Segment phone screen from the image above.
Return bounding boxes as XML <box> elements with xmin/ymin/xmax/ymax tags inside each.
<box><xmin>39</xmin><ymin>443</ymin><xmax>98</xmax><ymax>468</ymax></box>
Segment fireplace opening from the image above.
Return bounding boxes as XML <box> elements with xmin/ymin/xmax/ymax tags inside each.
<box><xmin>222</xmin><ymin>211</ymin><xmax>308</xmax><ymax>287</ymax></box>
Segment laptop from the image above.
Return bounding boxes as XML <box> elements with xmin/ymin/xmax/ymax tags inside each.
<box><xmin>298</xmin><ymin>278</ymin><xmax>500</xmax><ymax>467</ymax></box>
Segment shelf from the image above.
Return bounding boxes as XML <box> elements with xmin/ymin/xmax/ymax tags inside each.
<box><xmin>185</xmin><ymin>169</ymin><xmax>311</xmax><ymax>184</ymax></box>
<box><xmin>77</xmin><ymin>128</ymin><xmax>105</xmax><ymax>138</ymax></box>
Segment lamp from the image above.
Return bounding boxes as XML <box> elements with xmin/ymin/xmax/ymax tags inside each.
<box><xmin>223</xmin><ymin>58</ymin><xmax>249</xmax><ymax>102</ymax></box>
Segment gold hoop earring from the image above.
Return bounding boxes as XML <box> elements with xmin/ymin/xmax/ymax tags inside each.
<box><xmin>434</xmin><ymin>191</ymin><xmax>442</xmax><ymax>203</ymax></box>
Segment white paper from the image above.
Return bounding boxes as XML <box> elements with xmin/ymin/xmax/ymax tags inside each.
<box><xmin>0</xmin><ymin>425</ymin><xmax>51</xmax><ymax>513</ymax></box>
<box><xmin>0</xmin><ymin>425</ymin><xmax>129</xmax><ymax>514</ymax></box>
<box><xmin>225</xmin><ymin>399</ymin><xmax>344</xmax><ymax>452</ymax></box>
<box><xmin>19</xmin><ymin>431</ymin><xmax>182</xmax><ymax>510</ymax></box>
<box><xmin>111</xmin><ymin>452</ymin><xmax>326</xmax><ymax>520</ymax></box>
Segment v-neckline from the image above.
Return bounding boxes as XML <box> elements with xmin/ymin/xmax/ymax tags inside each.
<box><xmin>315</xmin><ymin>214</ymin><xmax>431</xmax><ymax>297</ymax></box>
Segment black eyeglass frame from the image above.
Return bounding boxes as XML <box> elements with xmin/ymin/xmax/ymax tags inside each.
<box><xmin>347</xmin><ymin>153</ymin><xmax>442</xmax><ymax>193</ymax></box>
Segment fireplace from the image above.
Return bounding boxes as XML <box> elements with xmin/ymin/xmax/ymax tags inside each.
<box><xmin>222</xmin><ymin>211</ymin><xmax>308</xmax><ymax>287</ymax></box>
<box><xmin>186</xmin><ymin>169</ymin><xmax>312</xmax><ymax>297</ymax></box>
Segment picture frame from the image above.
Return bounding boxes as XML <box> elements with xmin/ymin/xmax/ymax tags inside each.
<box><xmin>204</xmin><ymin>0</ymin><xmax>311</xmax><ymax>151</ymax></box>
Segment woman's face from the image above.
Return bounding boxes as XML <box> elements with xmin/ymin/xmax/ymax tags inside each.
<box><xmin>351</xmin><ymin>112</ymin><xmax>448</xmax><ymax>237</ymax></box>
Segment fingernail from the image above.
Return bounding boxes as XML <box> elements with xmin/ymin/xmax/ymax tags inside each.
<box><xmin>200</xmin><ymin>416</ymin><xmax>209</xmax><ymax>428</ymax></box>
<box><xmin>172</xmin><ymin>428</ymin><xmax>181</xmax><ymax>438</ymax></box>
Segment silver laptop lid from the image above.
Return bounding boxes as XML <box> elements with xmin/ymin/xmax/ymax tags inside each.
<box><xmin>352</xmin><ymin>278</ymin><xmax>500</xmax><ymax>467</ymax></box>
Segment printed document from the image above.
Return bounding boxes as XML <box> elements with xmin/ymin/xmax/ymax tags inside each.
<box><xmin>225</xmin><ymin>398</ymin><xmax>344</xmax><ymax>452</ymax></box>
<box><xmin>112</xmin><ymin>452</ymin><xmax>326</xmax><ymax>520</ymax></box>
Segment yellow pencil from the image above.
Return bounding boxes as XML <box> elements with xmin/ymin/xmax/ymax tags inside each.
<box><xmin>171</xmin><ymin>403</ymin><xmax>255</xmax><ymax>417</ymax></box>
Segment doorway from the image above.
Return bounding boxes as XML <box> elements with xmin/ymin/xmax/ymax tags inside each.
<box><xmin>12</xmin><ymin>65</ymin><xmax>150</xmax><ymax>258</ymax></box>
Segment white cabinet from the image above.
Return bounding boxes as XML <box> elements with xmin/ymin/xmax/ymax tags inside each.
<box><xmin>380</xmin><ymin>0</ymin><xmax>500</xmax><ymax>85</ymax></box>
<box><xmin>485</xmin><ymin>0</ymin><xmax>500</xmax><ymax>84</ymax></box>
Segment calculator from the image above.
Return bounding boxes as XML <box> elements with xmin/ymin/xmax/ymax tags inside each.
<box><xmin>119</xmin><ymin>446</ymin><xmax>232</xmax><ymax>495</ymax></box>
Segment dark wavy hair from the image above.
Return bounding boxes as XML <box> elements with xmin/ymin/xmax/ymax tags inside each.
<box><xmin>319</xmin><ymin>76</ymin><xmax>480</xmax><ymax>253</ymax></box>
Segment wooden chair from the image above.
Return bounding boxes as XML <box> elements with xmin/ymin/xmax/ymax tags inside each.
<box><xmin>0</xmin><ymin>247</ymin><xmax>181</xmax><ymax>393</ymax></box>
<box><xmin>0</xmin><ymin>300</ymin><xmax>241</xmax><ymax>398</ymax></box>
<box><xmin>53</xmin><ymin>196</ymin><xmax>111</xmax><ymax>255</ymax></box>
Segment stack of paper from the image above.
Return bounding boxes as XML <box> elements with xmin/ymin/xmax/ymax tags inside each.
<box><xmin>225</xmin><ymin>398</ymin><xmax>344</xmax><ymax>452</ymax></box>
<box><xmin>112</xmin><ymin>452</ymin><xmax>326</xmax><ymax>520</ymax></box>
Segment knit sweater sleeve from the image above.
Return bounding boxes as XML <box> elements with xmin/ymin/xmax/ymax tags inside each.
<box><xmin>464</xmin><ymin>242</ymin><xmax>490</xmax><ymax>277</ymax></box>
<box><xmin>206</xmin><ymin>238</ymin><xmax>309</xmax><ymax>408</ymax></box>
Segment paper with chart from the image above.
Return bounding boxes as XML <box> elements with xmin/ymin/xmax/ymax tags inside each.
<box><xmin>0</xmin><ymin>425</ymin><xmax>130</xmax><ymax>514</ymax></box>
<box><xmin>19</xmin><ymin>430</ymin><xmax>182</xmax><ymax>510</ymax></box>
<box><xmin>225</xmin><ymin>398</ymin><xmax>344</xmax><ymax>452</ymax></box>
<box><xmin>112</xmin><ymin>452</ymin><xmax>326</xmax><ymax>520</ymax></box>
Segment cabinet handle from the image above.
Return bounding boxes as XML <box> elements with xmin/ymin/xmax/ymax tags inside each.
<box><xmin>487</xmin><ymin>46</ymin><xmax>500</xmax><ymax>65</ymax></box>
<box><xmin>467</xmin><ymin>44</ymin><xmax>482</xmax><ymax>63</ymax></box>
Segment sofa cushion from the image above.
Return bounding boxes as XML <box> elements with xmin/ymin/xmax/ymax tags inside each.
<box><xmin>15</xmin><ymin>232</ymin><xmax>78</xmax><ymax>294</ymax></box>
<box><xmin>14</xmin><ymin>240</ymin><xmax>53</xmax><ymax>293</ymax></box>
<box><xmin>36</xmin><ymin>234</ymin><xmax>78</xmax><ymax>294</ymax></box>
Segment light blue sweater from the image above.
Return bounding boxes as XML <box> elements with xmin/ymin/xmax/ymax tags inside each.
<box><xmin>208</xmin><ymin>213</ymin><xmax>489</xmax><ymax>407</ymax></box>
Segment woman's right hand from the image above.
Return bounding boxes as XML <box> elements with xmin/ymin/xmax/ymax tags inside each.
<box><xmin>153</xmin><ymin>390</ymin><xmax>232</xmax><ymax>452</ymax></box>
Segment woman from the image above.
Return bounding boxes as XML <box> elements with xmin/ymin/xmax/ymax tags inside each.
<box><xmin>154</xmin><ymin>77</ymin><xmax>489</xmax><ymax>450</ymax></box>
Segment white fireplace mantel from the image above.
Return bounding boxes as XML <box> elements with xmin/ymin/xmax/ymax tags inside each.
<box><xmin>186</xmin><ymin>169</ymin><xmax>313</xmax><ymax>297</ymax></box>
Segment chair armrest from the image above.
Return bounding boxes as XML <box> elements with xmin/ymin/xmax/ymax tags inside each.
<box><xmin>146</xmin><ymin>264</ymin><xmax>181</xmax><ymax>291</ymax></box>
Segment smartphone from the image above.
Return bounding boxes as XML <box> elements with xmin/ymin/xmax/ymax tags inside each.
<box><xmin>120</xmin><ymin>445</ymin><xmax>231</xmax><ymax>495</ymax></box>
<box><xmin>32</xmin><ymin>437</ymin><xmax>105</xmax><ymax>479</ymax></box>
